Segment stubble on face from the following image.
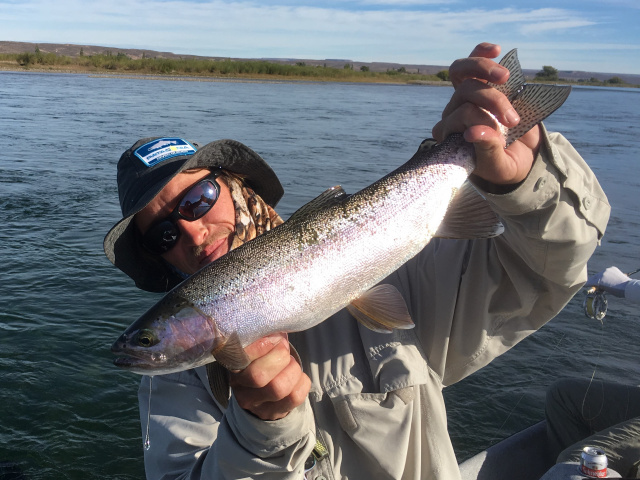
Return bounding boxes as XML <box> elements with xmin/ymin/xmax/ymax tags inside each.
<box><xmin>193</xmin><ymin>226</ymin><xmax>235</xmax><ymax>264</ymax></box>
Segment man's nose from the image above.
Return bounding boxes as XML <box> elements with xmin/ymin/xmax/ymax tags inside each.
<box><xmin>176</xmin><ymin>218</ymin><xmax>208</xmax><ymax>246</ymax></box>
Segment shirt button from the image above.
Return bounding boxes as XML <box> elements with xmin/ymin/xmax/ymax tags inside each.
<box><xmin>315</xmin><ymin>476</ymin><xmax>327</xmax><ymax>480</ymax></box>
<box><xmin>534</xmin><ymin>177</ymin><xmax>546</xmax><ymax>190</ymax></box>
<box><xmin>583</xmin><ymin>197</ymin><xmax>592</xmax><ymax>210</ymax></box>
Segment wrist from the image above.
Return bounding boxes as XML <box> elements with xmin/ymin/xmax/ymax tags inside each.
<box><xmin>624</xmin><ymin>279</ymin><xmax>640</xmax><ymax>302</ymax></box>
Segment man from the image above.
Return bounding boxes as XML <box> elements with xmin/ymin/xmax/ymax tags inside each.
<box><xmin>104</xmin><ymin>43</ymin><xmax>610</xmax><ymax>479</ymax></box>
<box><xmin>545</xmin><ymin>266</ymin><xmax>640</xmax><ymax>478</ymax></box>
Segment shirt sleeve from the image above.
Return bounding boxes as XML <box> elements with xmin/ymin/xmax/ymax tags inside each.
<box><xmin>139</xmin><ymin>370</ymin><xmax>316</xmax><ymax>480</ymax></box>
<box><xmin>403</xmin><ymin>124</ymin><xmax>610</xmax><ymax>386</ymax></box>
<box><xmin>625</xmin><ymin>279</ymin><xmax>640</xmax><ymax>304</ymax></box>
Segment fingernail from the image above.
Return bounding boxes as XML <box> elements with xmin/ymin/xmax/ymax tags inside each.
<box><xmin>264</xmin><ymin>332</ymin><xmax>286</xmax><ymax>345</ymax></box>
<box><xmin>504</xmin><ymin>108</ymin><xmax>519</xmax><ymax>125</ymax></box>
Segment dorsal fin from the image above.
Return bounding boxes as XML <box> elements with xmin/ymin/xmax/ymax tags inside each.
<box><xmin>288</xmin><ymin>186</ymin><xmax>348</xmax><ymax>222</ymax></box>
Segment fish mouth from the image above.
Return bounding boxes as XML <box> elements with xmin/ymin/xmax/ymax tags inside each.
<box><xmin>110</xmin><ymin>338</ymin><xmax>212</xmax><ymax>375</ymax></box>
<box><xmin>113</xmin><ymin>355</ymin><xmax>143</xmax><ymax>369</ymax></box>
<box><xmin>112</xmin><ymin>351</ymin><xmax>213</xmax><ymax>376</ymax></box>
<box><xmin>112</xmin><ymin>352</ymin><xmax>166</xmax><ymax>368</ymax></box>
<box><xmin>111</xmin><ymin>337</ymin><xmax>168</xmax><ymax>371</ymax></box>
<box><xmin>112</xmin><ymin>352</ymin><xmax>171</xmax><ymax>375</ymax></box>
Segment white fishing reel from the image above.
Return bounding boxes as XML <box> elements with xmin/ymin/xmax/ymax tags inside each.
<box><xmin>583</xmin><ymin>287</ymin><xmax>608</xmax><ymax>321</ymax></box>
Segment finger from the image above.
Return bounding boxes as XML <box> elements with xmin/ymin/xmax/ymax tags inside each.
<box><xmin>230</xmin><ymin>337</ymin><xmax>292</xmax><ymax>388</ymax></box>
<box><xmin>468</xmin><ymin>42</ymin><xmax>501</xmax><ymax>59</ymax></box>
<box><xmin>448</xmin><ymin>57</ymin><xmax>508</xmax><ymax>89</ymax></box>
<box><xmin>236</xmin><ymin>354</ymin><xmax>303</xmax><ymax>404</ymax></box>
<box><xmin>438</xmin><ymin>81</ymin><xmax>518</xmax><ymax>133</ymax></box>
<box><xmin>233</xmin><ymin>359</ymin><xmax>311</xmax><ymax>420</ymax></box>
<box><xmin>438</xmin><ymin>79</ymin><xmax>489</xmax><ymax>122</ymax></box>
<box><xmin>248</xmin><ymin>370</ymin><xmax>311</xmax><ymax>421</ymax></box>
<box><xmin>242</xmin><ymin>332</ymin><xmax>287</xmax><ymax>363</ymax></box>
<box><xmin>433</xmin><ymin>104</ymin><xmax>492</xmax><ymax>143</ymax></box>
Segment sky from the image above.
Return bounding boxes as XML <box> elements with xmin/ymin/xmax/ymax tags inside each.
<box><xmin>2</xmin><ymin>0</ymin><xmax>640</xmax><ymax>75</ymax></box>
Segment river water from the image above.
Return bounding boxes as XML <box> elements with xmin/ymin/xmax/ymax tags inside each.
<box><xmin>0</xmin><ymin>71</ymin><xmax>638</xmax><ymax>479</ymax></box>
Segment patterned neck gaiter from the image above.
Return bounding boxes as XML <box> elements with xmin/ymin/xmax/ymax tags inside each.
<box><xmin>223</xmin><ymin>171</ymin><xmax>284</xmax><ymax>251</ymax></box>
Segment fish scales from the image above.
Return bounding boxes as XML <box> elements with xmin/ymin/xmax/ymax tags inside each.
<box><xmin>159</xmin><ymin>136</ymin><xmax>471</xmax><ymax>348</ymax></box>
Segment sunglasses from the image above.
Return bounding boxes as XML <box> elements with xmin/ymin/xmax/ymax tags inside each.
<box><xmin>140</xmin><ymin>170</ymin><xmax>223</xmax><ymax>255</ymax></box>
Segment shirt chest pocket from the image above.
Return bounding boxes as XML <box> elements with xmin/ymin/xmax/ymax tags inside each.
<box><xmin>329</xmin><ymin>387</ymin><xmax>418</xmax><ymax>478</ymax></box>
<box><xmin>325</xmin><ymin>327</ymin><xmax>432</xmax><ymax>478</ymax></box>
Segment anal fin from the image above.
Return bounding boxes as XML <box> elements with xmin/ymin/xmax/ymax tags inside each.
<box><xmin>347</xmin><ymin>284</ymin><xmax>415</xmax><ymax>333</ymax></box>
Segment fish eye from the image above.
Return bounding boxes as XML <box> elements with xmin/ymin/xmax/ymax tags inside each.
<box><xmin>135</xmin><ymin>330</ymin><xmax>159</xmax><ymax>348</ymax></box>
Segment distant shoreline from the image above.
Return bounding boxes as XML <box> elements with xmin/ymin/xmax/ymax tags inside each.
<box><xmin>2</xmin><ymin>40</ymin><xmax>639</xmax><ymax>88</ymax></box>
<box><xmin>0</xmin><ymin>62</ymin><xmax>448</xmax><ymax>86</ymax></box>
<box><xmin>1</xmin><ymin>58</ymin><xmax>637</xmax><ymax>89</ymax></box>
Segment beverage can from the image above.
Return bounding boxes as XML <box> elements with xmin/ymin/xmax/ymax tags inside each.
<box><xmin>579</xmin><ymin>446</ymin><xmax>608</xmax><ymax>478</ymax></box>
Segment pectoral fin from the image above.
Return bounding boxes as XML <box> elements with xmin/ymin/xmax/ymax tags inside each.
<box><xmin>347</xmin><ymin>284</ymin><xmax>415</xmax><ymax>333</ymax></box>
<box><xmin>435</xmin><ymin>181</ymin><xmax>504</xmax><ymax>239</ymax></box>
<box><xmin>212</xmin><ymin>331</ymin><xmax>251</xmax><ymax>371</ymax></box>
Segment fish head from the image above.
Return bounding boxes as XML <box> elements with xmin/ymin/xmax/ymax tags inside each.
<box><xmin>111</xmin><ymin>292</ymin><xmax>220</xmax><ymax>375</ymax></box>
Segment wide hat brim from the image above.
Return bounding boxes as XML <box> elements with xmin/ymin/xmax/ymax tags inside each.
<box><xmin>103</xmin><ymin>138</ymin><xmax>283</xmax><ymax>292</ymax></box>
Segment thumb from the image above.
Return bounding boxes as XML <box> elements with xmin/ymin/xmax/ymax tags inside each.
<box><xmin>468</xmin><ymin>134</ymin><xmax>511</xmax><ymax>183</ymax></box>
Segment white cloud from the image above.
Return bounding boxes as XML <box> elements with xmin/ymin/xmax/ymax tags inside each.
<box><xmin>521</xmin><ymin>20</ymin><xmax>597</xmax><ymax>35</ymax></box>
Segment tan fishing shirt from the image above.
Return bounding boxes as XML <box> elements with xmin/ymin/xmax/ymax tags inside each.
<box><xmin>137</xmin><ymin>126</ymin><xmax>610</xmax><ymax>480</ymax></box>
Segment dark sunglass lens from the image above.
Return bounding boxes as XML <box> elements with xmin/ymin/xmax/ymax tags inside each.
<box><xmin>142</xmin><ymin>220</ymin><xmax>179</xmax><ymax>255</ymax></box>
<box><xmin>178</xmin><ymin>180</ymin><xmax>219</xmax><ymax>219</ymax></box>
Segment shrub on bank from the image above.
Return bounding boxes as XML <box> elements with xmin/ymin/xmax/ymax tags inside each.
<box><xmin>2</xmin><ymin>50</ymin><xmax>451</xmax><ymax>83</ymax></box>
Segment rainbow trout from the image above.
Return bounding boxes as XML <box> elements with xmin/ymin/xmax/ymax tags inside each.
<box><xmin>112</xmin><ymin>50</ymin><xmax>570</xmax><ymax>375</ymax></box>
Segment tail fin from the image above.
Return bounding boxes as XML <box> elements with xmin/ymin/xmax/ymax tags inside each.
<box><xmin>490</xmin><ymin>49</ymin><xmax>571</xmax><ymax>146</ymax></box>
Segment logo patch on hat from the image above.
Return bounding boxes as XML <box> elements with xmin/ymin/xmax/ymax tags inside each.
<box><xmin>134</xmin><ymin>138</ymin><xmax>196</xmax><ymax>167</ymax></box>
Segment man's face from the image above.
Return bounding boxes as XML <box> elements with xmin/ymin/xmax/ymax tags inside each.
<box><xmin>134</xmin><ymin>169</ymin><xmax>236</xmax><ymax>275</ymax></box>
